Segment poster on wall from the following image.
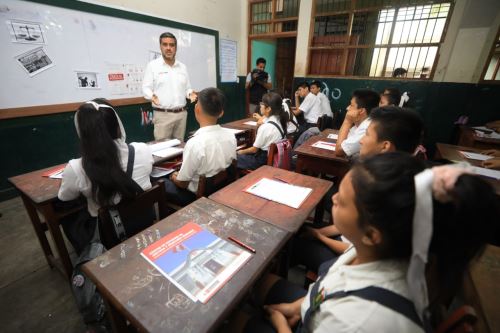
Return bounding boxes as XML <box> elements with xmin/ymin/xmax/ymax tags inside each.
<box><xmin>75</xmin><ymin>71</ymin><xmax>100</xmax><ymax>89</ymax></box>
<box><xmin>106</xmin><ymin>63</ymin><xmax>144</xmax><ymax>95</ymax></box>
<box><xmin>15</xmin><ymin>47</ymin><xmax>54</xmax><ymax>76</ymax></box>
<box><xmin>6</xmin><ymin>19</ymin><xmax>46</xmax><ymax>44</ymax></box>
<box><xmin>219</xmin><ymin>39</ymin><xmax>238</xmax><ymax>83</ymax></box>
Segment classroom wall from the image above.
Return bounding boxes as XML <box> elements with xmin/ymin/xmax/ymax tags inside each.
<box><xmin>251</xmin><ymin>39</ymin><xmax>277</xmax><ymax>84</ymax></box>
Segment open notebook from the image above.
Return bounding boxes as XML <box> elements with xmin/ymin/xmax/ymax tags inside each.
<box><xmin>245</xmin><ymin>178</ymin><xmax>312</xmax><ymax>209</ymax></box>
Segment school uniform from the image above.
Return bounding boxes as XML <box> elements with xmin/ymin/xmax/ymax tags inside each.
<box><xmin>237</xmin><ymin>115</ymin><xmax>284</xmax><ymax>170</ymax></box>
<box><xmin>317</xmin><ymin>92</ymin><xmax>333</xmax><ymax>117</ymax></box>
<box><xmin>300</xmin><ymin>92</ymin><xmax>322</xmax><ymax>126</ymax></box>
<box><xmin>164</xmin><ymin>124</ymin><xmax>237</xmax><ymax>206</ymax></box>
<box><xmin>341</xmin><ymin>117</ymin><xmax>371</xmax><ymax>158</ymax></box>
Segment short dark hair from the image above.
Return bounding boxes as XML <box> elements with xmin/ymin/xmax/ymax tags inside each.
<box><xmin>381</xmin><ymin>88</ymin><xmax>401</xmax><ymax>106</ymax></box>
<box><xmin>310</xmin><ymin>80</ymin><xmax>322</xmax><ymax>89</ymax></box>
<box><xmin>198</xmin><ymin>87</ymin><xmax>226</xmax><ymax>117</ymax></box>
<box><xmin>352</xmin><ymin>89</ymin><xmax>380</xmax><ymax>115</ymax></box>
<box><xmin>370</xmin><ymin>106</ymin><xmax>424</xmax><ymax>153</ymax></box>
<box><xmin>256</xmin><ymin>57</ymin><xmax>266</xmax><ymax>65</ymax></box>
<box><xmin>297</xmin><ymin>81</ymin><xmax>310</xmax><ymax>90</ymax></box>
<box><xmin>159</xmin><ymin>32</ymin><xmax>177</xmax><ymax>45</ymax></box>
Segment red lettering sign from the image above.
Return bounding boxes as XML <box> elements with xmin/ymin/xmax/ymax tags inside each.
<box><xmin>108</xmin><ymin>73</ymin><xmax>124</xmax><ymax>81</ymax></box>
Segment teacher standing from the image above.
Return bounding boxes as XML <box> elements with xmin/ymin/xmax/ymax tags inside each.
<box><xmin>142</xmin><ymin>32</ymin><xmax>197</xmax><ymax>141</ymax></box>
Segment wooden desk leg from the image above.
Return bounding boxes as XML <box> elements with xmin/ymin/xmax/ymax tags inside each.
<box><xmin>20</xmin><ymin>194</ymin><xmax>54</xmax><ymax>268</ymax></box>
<box><xmin>105</xmin><ymin>299</ymin><xmax>132</xmax><ymax>333</ymax></box>
<box><xmin>296</xmin><ymin>157</ymin><xmax>304</xmax><ymax>175</ymax></box>
<box><xmin>40</xmin><ymin>203</ymin><xmax>73</xmax><ymax>280</ymax></box>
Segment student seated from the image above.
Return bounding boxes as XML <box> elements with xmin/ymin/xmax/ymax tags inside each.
<box><xmin>165</xmin><ymin>88</ymin><xmax>236</xmax><ymax>206</ymax></box>
<box><xmin>58</xmin><ymin>98</ymin><xmax>153</xmax><ymax>254</ymax></box>
<box><xmin>298</xmin><ymin>106</ymin><xmax>424</xmax><ymax>272</ymax></box>
<box><xmin>335</xmin><ymin>89</ymin><xmax>380</xmax><ymax>158</ymax></box>
<box><xmin>237</xmin><ymin>92</ymin><xmax>288</xmax><ymax>170</ymax></box>
<box><xmin>253</xmin><ymin>98</ymin><xmax>298</xmax><ymax>135</ymax></box>
<box><xmin>293</xmin><ymin>82</ymin><xmax>322</xmax><ymax>130</ymax></box>
<box><xmin>241</xmin><ymin>153</ymin><xmax>496</xmax><ymax>333</ymax></box>
<box><xmin>379</xmin><ymin>88</ymin><xmax>401</xmax><ymax>107</ymax></box>
<box><xmin>310</xmin><ymin>80</ymin><xmax>333</xmax><ymax>117</ymax></box>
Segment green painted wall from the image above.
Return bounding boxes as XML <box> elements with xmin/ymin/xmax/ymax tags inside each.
<box><xmin>251</xmin><ymin>39</ymin><xmax>277</xmax><ymax>84</ymax></box>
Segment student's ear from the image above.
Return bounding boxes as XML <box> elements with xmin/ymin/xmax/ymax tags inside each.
<box><xmin>218</xmin><ymin>110</ymin><xmax>225</xmax><ymax>119</ymax></box>
<box><xmin>380</xmin><ymin>141</ymin><xmax>396</xmax><ymax>153</ymax></box>
<box><xmin>361</xmin><ymin>226</ymin><xmax>383</xmax><ymax>247</ymax></box>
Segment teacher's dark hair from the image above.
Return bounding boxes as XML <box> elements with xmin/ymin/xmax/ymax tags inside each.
<box><xmin>77</xmin><ymin>98</ymin><xmax>138</xmax><ymax>207</ymax></box>
<box><xmin>159</xmin><ymin>32</ymin><xmax>177</xmax><ymax>45</ymax></box>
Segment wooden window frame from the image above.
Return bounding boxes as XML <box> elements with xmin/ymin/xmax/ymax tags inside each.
<box><xmin>248</xmin><ymin>0</ymin><xmax>299</xmax><ymax>39</ymax></box>
<box><xmin>480</xmin><ymin>26</ymin><xmax>500</xmax><ymax>84</ymax></box>
<box><xmin>306</xmin><ymin>0</ymin><xmax>454</xmax><ymax>80</ymax></box>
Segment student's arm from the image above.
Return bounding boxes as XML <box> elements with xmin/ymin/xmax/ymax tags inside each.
<box><xmin>266</xmin><ymin>296</ymin><xmax>305</xmax><ymax>331</ymax></box>
<box><xmin>170</xmin><ymin>171</ymin><xmax>189</xmax><ymax>189</ymax></box>
<box><xmin>58</xmin><ymin>163</ymin><xmax>81</xmax><ymax>201</ymax></box>
<box><xmin>482</xmin><ymin>157</ymin><xmax>500</xmax><ymax>170</ymax></box>
<box><xmin>335</xmin><ymin>112</ymin><xmax>356</xmax><ymax>157</ymax></box>
<box><xmin>293</xmin><ymin>91</ymin><xmax>302</xmax><ymax>116</ymax></box>
<box><xmin>318</xmin><ymin>225</ymin><xmax>341</xmax><ymax>237</ymax></box>
<box><xmin>174</xmin><ymin>143</ymin><xmax>201</xmax><ymax>188</ymax></box>
<box><xmin>305</xmin><ymin>227</ymin><xmax>348</xmax><ymax>254</ymax></box>
<box><xmin>237</xmin><ymin>146</ymin><xmax>259</xmax><ymax>155</ymax></box>
<box><xmin>245</xmin><ymin>73</ymin><xmax>252</xmax><ymax>89</ymax></box>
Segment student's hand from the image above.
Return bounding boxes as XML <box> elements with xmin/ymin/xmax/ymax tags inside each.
<box><xmin>431</xmin><ymin>166</ymin><xmax>471</xmax><ymax>202</ymax></box>
<box><xmin>265</xmin><ymin>307</ymin><xmax>293</xmax><ymax>332</ymax></box>
<box><xmin>482</xmin><ymin>157</ymin><xmax>500</xmax><ymax>170</ymax></box>
<box><xmin>294</xmin><ymin>91</ymin><xmax>300</xmax><ymax>98</ymax></box>
<box><xmin>265</xmin><ymin>302</ymin><xmax>302</xmax><ymax>328</ymax></box>
<box><xmin>189</xmin><ymin>91</ymin><xmax>198</xmax><ymax>103</ymax></box>
<box><xmin>170</xmin><ymin>171</ymin><xmax>178</xmax><ymax>181</ymax></box>
<box><xmin>152</xmin><ymin>94</ymin><xmax>160</xmax><ymax>106</ymax></box>
<box><xmin>482</xmin><ymin>149</ymin><xmax>500</xmax><ymax>157</ymax></box>
<box><xmin>253</xmin><ymin>113</ymin><xmax>262</xmax><ymax>120</ymax></box>
<box><xmin>345</xmin><ymin>108</ymin><xmax>358</xmax><ymax>125</ymax></box>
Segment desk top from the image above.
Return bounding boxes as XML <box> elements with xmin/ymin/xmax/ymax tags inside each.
<box><xmin>295</xmin><ymin>129</ymin><xmax>349</xmax><ymax>163</ymax></box>
<box><xmin>458</xmin><ymin>126</ymin><xmax>500</xmax><ymax>149</ymax></box>
<box><xmin>221</xmin><ymin>117</ymin><xmax>258</xmax><ymax>131</ymax></box>
<box><xmin>209</xmin><ymin>165</ymin><xmax>332</xmax><ymax>233</ymax></box>
<box><xmin>8</xmin><ymin>164</ymin><xmax>64</xmax><ymax>204</ymax></box>
<box><xmin>82</xmin><ymin>197</ymin><xmax>289</xmax><ymax>333</ymax></box>
<box><xmin>435</xmin><ymin>143</ymin><xmax>500</xmax><ymax>195</ymax></box>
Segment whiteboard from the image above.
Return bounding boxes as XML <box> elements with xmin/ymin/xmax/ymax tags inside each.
<box><xmin>0</xmin><ymin>0</ymin><xmax>217</xmax><ymax>109</ymax></box>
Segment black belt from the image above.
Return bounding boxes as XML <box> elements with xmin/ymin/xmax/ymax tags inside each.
<box><xmin>153</xmin><ymin>107</ymin><xmax>185</xmax><ymax>113</ymax></box>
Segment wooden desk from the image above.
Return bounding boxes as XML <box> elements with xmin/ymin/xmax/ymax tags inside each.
<box><xmin>8</xmin><ymin>164</ymin><xmax>79</xmax><ymax>279</ymax></box>
<box><xmin>82</xmin><ymin>197</ymin><xmax>290</xmax><ymax>333</ymax></box>
<box><xmin>457</xmin><ymin>126</ymin><xmax>500</xmax><ymax>150</ymax></box>
<box><xmin>435</xmin><ymin>143</ymin><xmax>500</xmax><ymax>195</ymax></box>
<box><xmin>463</xmin><ymin>245</ymin><xmax>500</xmax><ymax>333</ymax></box>
<box><xmin>295</xmin><ymin>129</ymin><xmax>350</xmax><ymax>181</ymax></box>
<box><xmin>209</xmin><ymin>165</ymin><xmax>333</xmax><ymax>233</ymax></box>
<box><xmin>222</xmin><ymin>117</ymin><xmax>257</xmax><ymax>146</ymax></box>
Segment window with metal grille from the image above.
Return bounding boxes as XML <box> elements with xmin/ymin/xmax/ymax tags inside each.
<box><xmin>249</xmin><ymin>0</ymin><xmax>300</xmax><ymax>37</ymax></box>
<box><xmin>309</xmin><ymin>0</ymin><xmax>453</xmax><ymax>79</ymax></box>
<box><xmin>481</xmin><ymin>27</ymin><xmax>500</xmax><ymax>83</ymax></box>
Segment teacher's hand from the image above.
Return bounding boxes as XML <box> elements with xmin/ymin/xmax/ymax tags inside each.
<box><xmin>152</xmin><ymin>94</ymin><xmax>160</xmax><ymax>106</ymax></box>
<box><xmin>189</xmin><ymin>91</ymin><xmax>198</xmax><ymax>103</ymax></box>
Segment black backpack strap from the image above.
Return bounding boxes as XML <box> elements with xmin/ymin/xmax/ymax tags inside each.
<box><xmin>126</xmin><ymin>144</ymin><xmax>144</xmax><ymax>194</ymax></box>
<box><xmin>268</xmin><ymin>120</ymin><xmax>285</xmax><ymax>139</ymax></box>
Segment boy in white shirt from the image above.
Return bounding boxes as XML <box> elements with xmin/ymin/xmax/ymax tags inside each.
<box><xmin>310</xmin><ymin>80</ymin><xmax>333</xmax><ymax>118</ymax></box>
<box><xmin>335</xmin><ymin>89</ymin><xmax>380</xmax><ymax>158</ymax></box>
<box><xmin>165</xmin><ymin>88</ymin><xmax>236</xmax><ymax>206</ymax></box>
<box><xmin>294</xmin><ymin>82</ymin><xmax>322</xmax><ymax>129</ymax></box>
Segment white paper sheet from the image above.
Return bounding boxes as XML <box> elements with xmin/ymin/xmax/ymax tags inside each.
<box><xmin>474</xmin><ymin>130</ymin><xmax>500</xmax><ymax>139</ymax></box>
<box><xmin>311</xmin><ymin>140</ymin><xmax>336</xmax><ymax>151</ymax></box>
<box><xmin>327</xmin><ymin>133</ymin><xmax>338</xmax><ymax>140</ymax></box>
<box><xmin>459</xmin><ymin>151</ymin><xmax>493</xmax><ymax>161</ymax></box>
<box><xmin>150</xmin><ymin>167</ymin><xmax>175</xmax><ymax>178</ymax></box>
<box><xmin>150</xmin><ymin>139</ymin><xmax>181</xmax><ymax>153</ymax></box>
<box><xmin>152</xmin><ymin>147</ymin><xmax>184</xmax><ymax>159</ymax></box>
<box><xmin>243</xmin><ymin>121</ymin><xmax>257</xmax><ymax>126</ymax></box>
<box><xmin>470</xmin><ymin>166</ymin><xmax>500</xmax><ymax>180</ymax></box>
<box><xmin>224</xmin><ymin>128</ymin><xmax>245</xmax><ymax>135</ymax></box>
<box><xmin>49</xmin><ymin>169</ymin><xmax>64</xmax><ymax>179</ymax></box>
<box><xmin>245</xmin><ymin>178</ymin><xmax>312</xmax><ymax>209</ymax></box>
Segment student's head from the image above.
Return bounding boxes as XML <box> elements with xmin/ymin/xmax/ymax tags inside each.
<box><xmin>195</xmin><ymin>87</ymin><xmax>226</xmax><ymax>122</ymax></box>
<box><xmin>297</xmin><ymin>81</ymin><xmax>310</xmax><ymax>98</ymax></box>
<box><xmin>309</xmin><ymin>80</ymin><xmax>322</xmax><ymax>95</ymax></box>
<box><xmin>346</xmin><ymin>89</ymin><xmax>380</xmax><ymax>121</ymax></box>
<box><xmin>159</xmin><ymin>32</ymin><xmax>177</xmax><ymax>62</ymax></box>
<box><xmin>256</xmin><ymin>57</ymin><xmax>266</xmax><ymax>71</ymax></box>
<box><xmin>393</xmin><ymin>67</ymin><xmax>407</xmax><ymax>78</ymax></box>
<box><xmin>332</xmin><ymin>153</ymin><xmax>496</xmax><ymax>302</ymax></box>
<box><xmin>261</xmin><ymin>92</ymin><xmax>288</xmax><ymax>132</ymax></box>
<box><xmin>75</xmin><ymin>99</ymin><xmax>138</xmax><ymax>207</ymax></box>
<box><xmin>360</xmin><ymin>106</ymin><xmax>423</xmax><ymax>156</ymax></box>
<box><xmin>379</xmin><ymin>88</ymin><xmax>401</xmax><ymax>107</ymax></box>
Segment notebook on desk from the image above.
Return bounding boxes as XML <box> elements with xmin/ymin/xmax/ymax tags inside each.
<box><xmin>245</xmin><ymin>177</ymin><xmax>312</xmax><ymax>209</ymax></box>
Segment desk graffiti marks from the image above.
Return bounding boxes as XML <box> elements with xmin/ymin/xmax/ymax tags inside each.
<box><xmin>155</xmin><ymin>228</ymin><xmax>161</xmax><ymax>240</ymax></box>
<box><xmin>130</xmin><ymin>270</ymin><xmax>154</xmax><ymax>289</ymax></box>
<box><xmin>135</xmin><ymin>236</ymin><xmax>141</xmax><ymax>250</ymax></box>
<box><xmin>98</xmin><ymin>253</ymin><xmax>113</xmax><ymax>268</ymax></box>
<box><xmin>166</xmin><ymin>284</ymin><xmax>196</xmax><ymax>314</ymax></box>
<box><xmin>120</xmin><ymin>243</ymin><xmax>131</xmax><ymax>259</ymax></box>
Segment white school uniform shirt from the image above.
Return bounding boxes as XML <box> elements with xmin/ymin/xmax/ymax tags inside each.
<box><xmin>176</xmin><ymin>125</ymin><xmax>237</xmax><ymax>193</ymax></box>
<box><xmin>58</xmin><ymin>141</ymin><xmax>153</xmax><ymax>217</ymax></box>
<box><xmin>253</xmin><ymin>115</ymin><xmax>284</xmax><ymax>151</ymax></box>
<box><xmin>341</xmin><ymin>117</ymin><xmax>371</xmax><ymax>157</ymax></box>
<box><xmin>318</xmin><ymin>92</ymin><xmax>333</xmax><ymax>117</ymax></box>
<box><xmin>300</xmin><ymin>92</ymin><xmax>322</xmax><ymax>124</ymax></box>
<box><xmin>142</xmin><ymin>58</ymin><xmax>193</xmax><ymax>109</ymax></box>
<box><xmin>301</xmin><ymin>247</ymin><xmax>423</xmax><ymax>333</ymax></box>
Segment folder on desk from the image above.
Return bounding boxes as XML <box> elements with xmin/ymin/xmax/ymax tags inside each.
<box><xmin>42</xmin><ymin>165</ymin><xmax>66</xmax><ymax>179</ymax></box>
<box><xmin>150</xmin><ymin>139</ymin><xmax>181</xmax><ymax>153</ymax></box>
<box><xmin>312</xmin><ymin>140</ymin><xmax>336</xmax><ymax>151</ymax></box>
<box><xmin>245</xmin><ymin>178</ymin><xmax>312</xmax><ymax>209</ymax></box>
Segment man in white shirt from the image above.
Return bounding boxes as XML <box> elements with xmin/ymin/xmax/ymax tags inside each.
<box><xmin>165</xmin><ymin>87</ymin><xmax>237</xmax><ymax>206</ymax></box>
<box><xmin>246</xmin><ymin>57</ymin><xmax>272</xmax><ymax>116</ymax></box>
<box><xmin>310</xmin><ymin>80</ymin><xmax>333</xmax><ymax>117</ymax></box>
<box><xmin>294</xmin><ymin>82</ymin><xmax>322</xmax><ymax>129</ymax></box>
<box><xmin>142</xmin><ymin>32</ymin><xmax>198</xmax><ymax>141</ymax></box>
<box><xmin>336</xmin><ymin>89</ymin><xmax>380</xmax><ymax>158</ymax></box>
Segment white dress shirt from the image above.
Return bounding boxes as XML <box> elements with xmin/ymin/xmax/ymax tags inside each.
<box><xmin>176</xmin><ymin>125</ymin><xmax>237</xmax><ymax>193</ymax></box>
<box><xmin>300</xmin><ymin>93</ymin><xmax>322</xmax><ymax>124</ymax></box>
<box><xmin>318</xmin><ymin>92</ymin><xmax>333</xmax><ymax>117</ymax></box>
<box><xmin>142</xmin><ymin>58</ymin><xmax>193</xmax><ymax>109</ymax></box>
<box><xmin>58</xmin><ymin>141</ymin><xmax>153</xmax><ymax>217</ymax></box>
<box><xmin>253</xmin><ymin>115</ymin><xmax>284</xmax><ymax>151</ymax></box>
<box><xmin>301</xmin><ymin>247</ymin><xmax>423</xmax><ymax>333</ymax></box>
<box><xmin>341</xmin><ymin>118</ymin><xmax>371</xmax><ymax>157</ymax></box>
